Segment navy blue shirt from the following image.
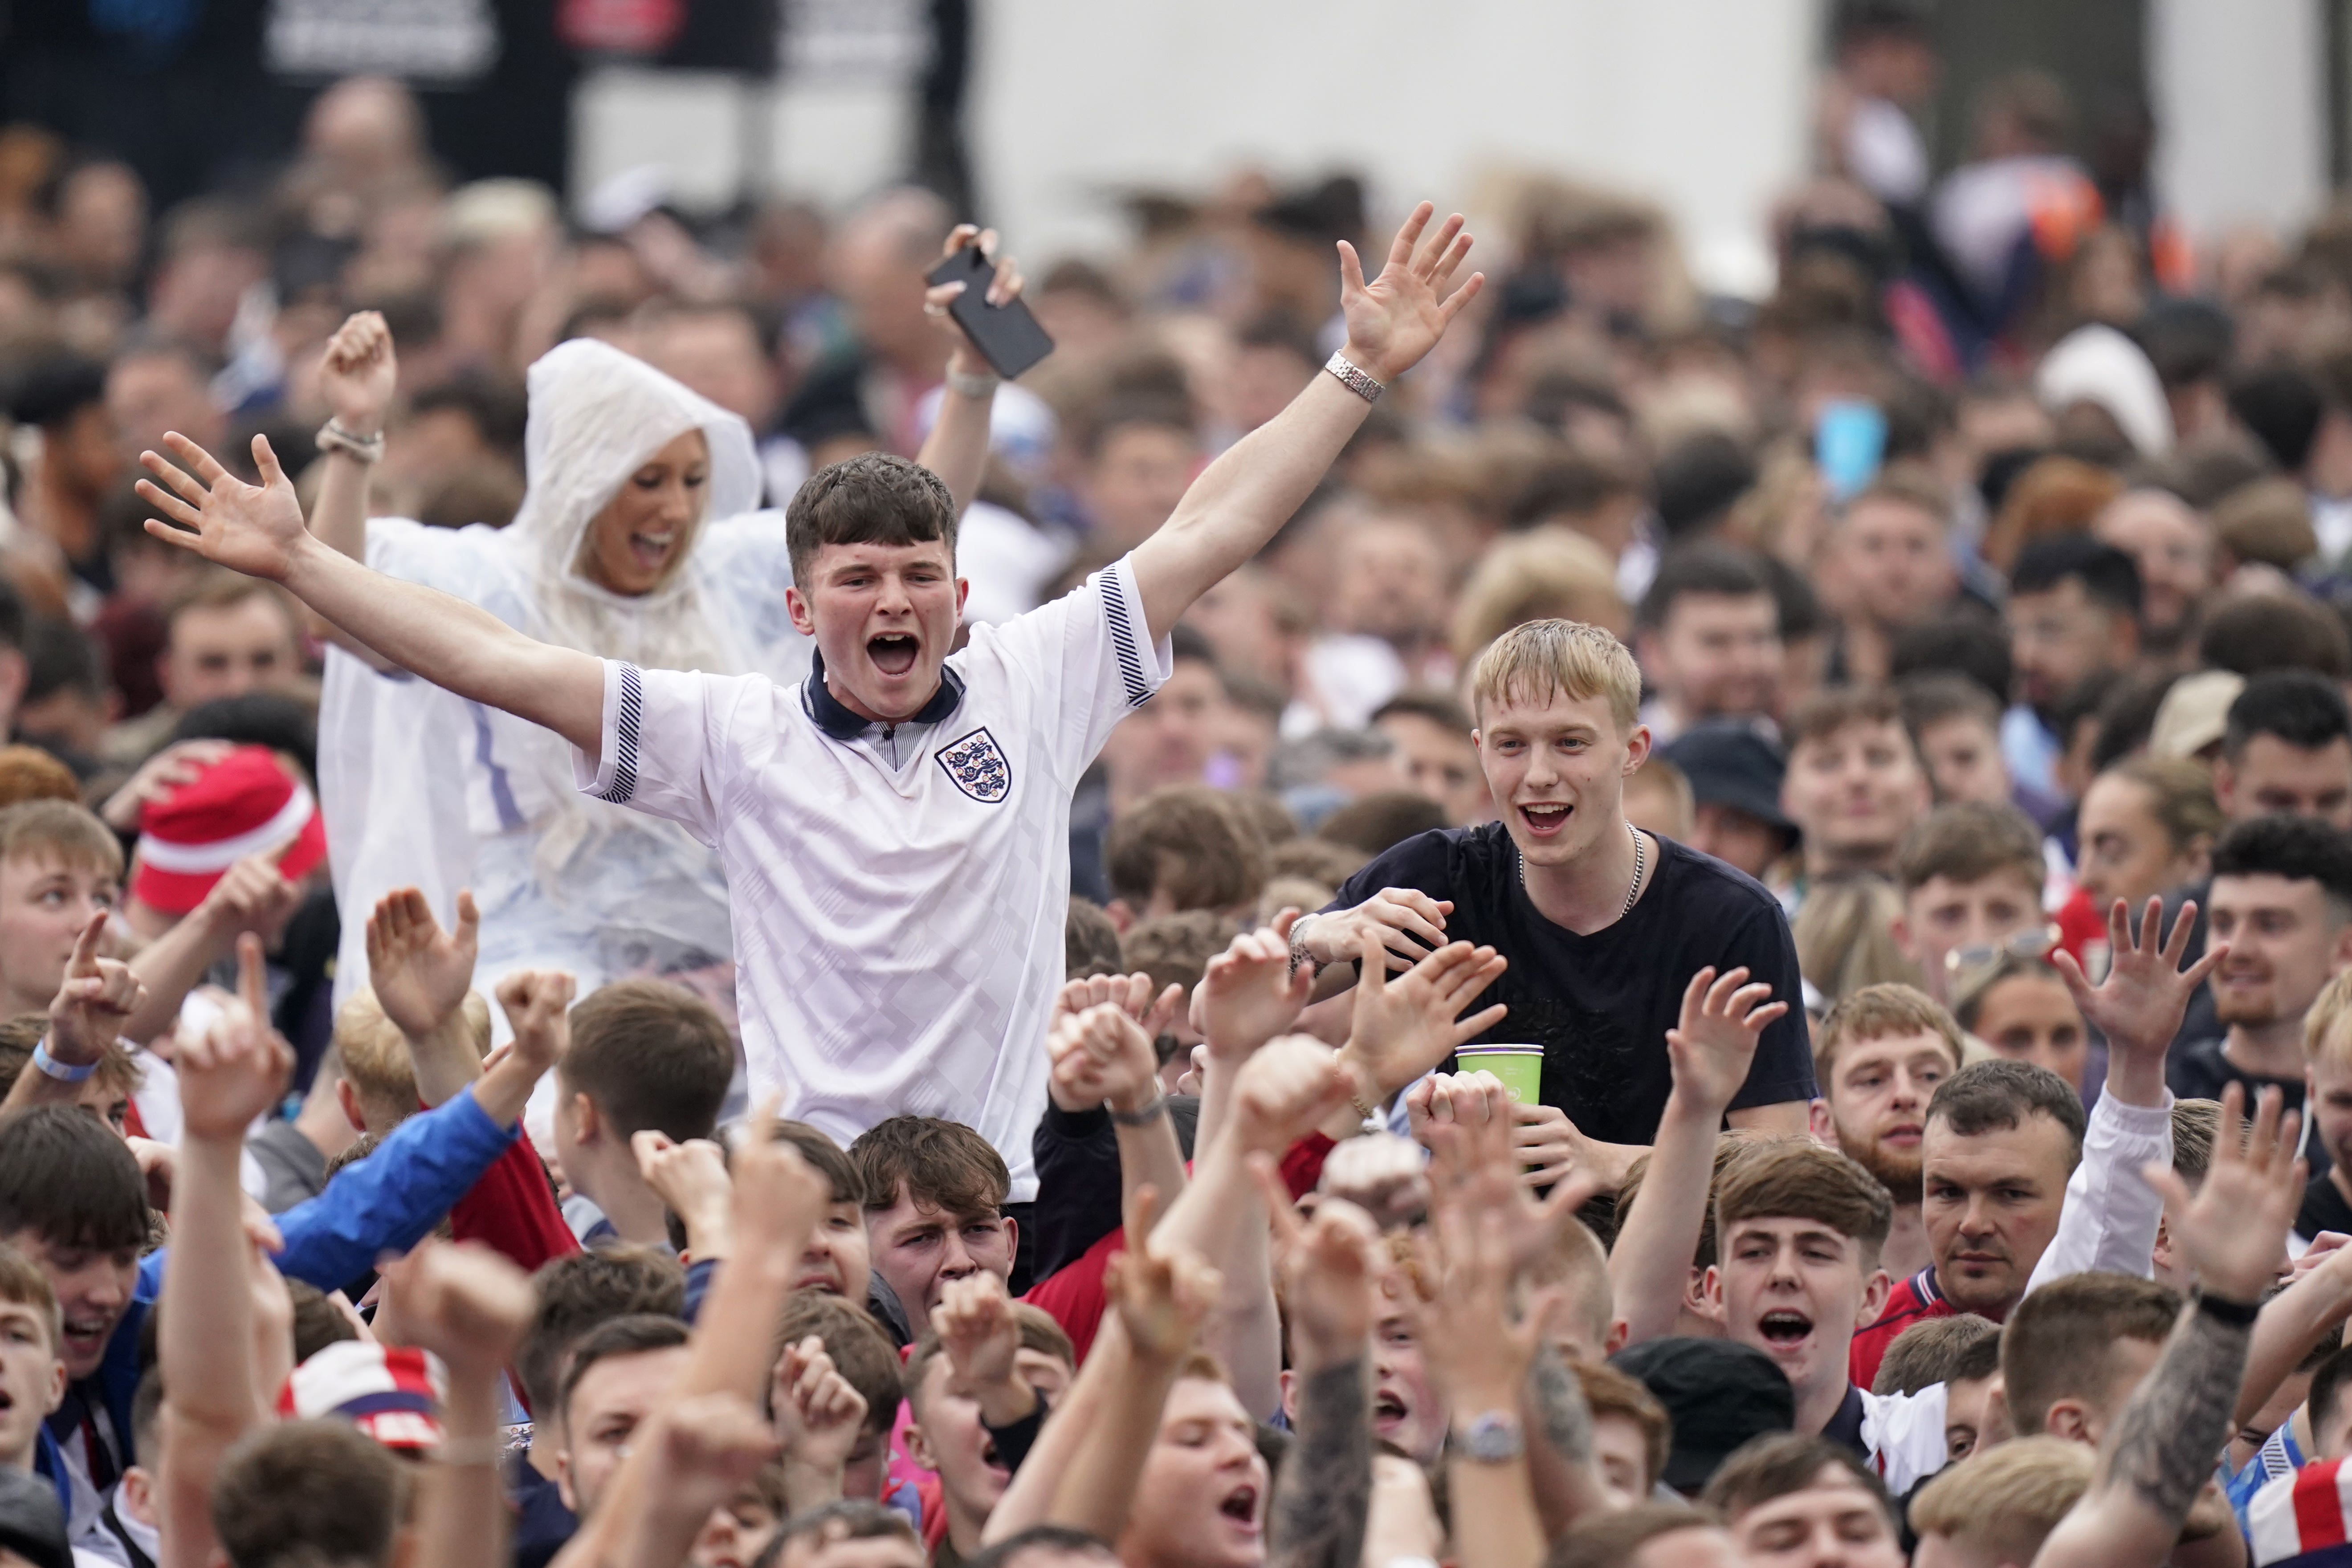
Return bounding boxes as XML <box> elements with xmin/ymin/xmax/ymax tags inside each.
<box><xmin>1327</xmin><ymin>827</ymin><xmax>1814</xmax><ymax>1146</ymax></box>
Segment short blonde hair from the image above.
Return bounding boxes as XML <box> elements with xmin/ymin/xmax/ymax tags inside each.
<box><xmin>2308</xmin><ymin>967</ymin><xmax>2352</xmax><ymax>1069</ymax></box>
<box><xmin>1467</xmin><ymin>619</ymin><xmax>1641</xmax><ymax>732</ymax></box>
<box><xmin>333</xmin><ymin>987</ymin><xmax>492</xmax><ymax>1127</ymax></box>
<box><xmin>1451</xmin><ymin>529</ymin><xmax>1627</xmax><ymax>664</ymax></box>
<box><xmin>1907</xmin><ymin>1436</ymin><xmax>2092</xmax><ymax>1559</ymax></box>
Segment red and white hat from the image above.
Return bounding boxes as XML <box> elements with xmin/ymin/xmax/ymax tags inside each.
<box><xmin>275</xmin><ymin>1341</ymin><xmax>447</xmax><ymax>1453</ymax></box>
<box><xmin>130</xmin><ymin>746</ymin><xmax>327</xmax><ymax>916</ymax></box>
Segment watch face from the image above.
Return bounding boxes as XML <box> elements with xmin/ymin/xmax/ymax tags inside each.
<box><xmin>1458</xmin><ymin>1413</ymin><xmax>1524</xmax><ymax>1462</ymax></box>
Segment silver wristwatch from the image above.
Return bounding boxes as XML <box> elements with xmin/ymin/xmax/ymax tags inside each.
<box><xmin>1453</xmin><ymin>1411</ymin><xmax>1524</xmax><ymax>1463</ymax></box>
<box><xmin>1288</xmin><ymin>914</ymin><xmax>1321</xmax><ymax>979</ymax></box>
<box><xmin>1323</xmin><ymin>351</ymin><xmax>1385</xmax><ymax>403</ymax></box>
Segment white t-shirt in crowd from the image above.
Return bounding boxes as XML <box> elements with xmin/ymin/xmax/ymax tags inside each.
<box><xmin>571</xmin><ymin>556</ymin><xmax>1171</xmax><ymax>1199</ymax></box>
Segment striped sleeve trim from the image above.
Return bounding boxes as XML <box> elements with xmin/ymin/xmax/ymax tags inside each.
<box><xmin>591</xmin><ymin>661</ymin><xmax>645</xmax><ymax>804</ymax></box>
<box><xmin>1100</xmin><ymin>567</ymin><xmax>1152</xmax><ymax>709</ymax></box>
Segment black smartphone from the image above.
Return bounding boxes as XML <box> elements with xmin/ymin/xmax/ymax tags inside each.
<box><xmin>925</xmin><ymin>244</ymin><xmax>1056</xmax><ymax>380</ymax></box>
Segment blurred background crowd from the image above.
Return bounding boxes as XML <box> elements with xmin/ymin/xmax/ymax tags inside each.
<box><xmin>2</xmin><ymin>0</ymin><xmax>2352</xmax><ymax>1068</ymax></box>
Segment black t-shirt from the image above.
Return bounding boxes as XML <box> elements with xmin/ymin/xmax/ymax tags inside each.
<box><xmin>1326</xmin><ymin>827</ymin><xmax>1815</xmax><ymax>1146</ymax></box>
<box><xmin>2166</xmin><ymin>1036</ymin><xmax>2307</xmax><ymax>1117</ymax></box>
<box><xmin>2301</xmin><ymin>1170</ymin><xmax>2352</xmax><ymax>1242</ymax></box>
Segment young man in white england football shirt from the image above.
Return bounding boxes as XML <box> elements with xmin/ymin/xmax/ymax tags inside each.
<box><xmin>130</xmin><ymin>204</ymin><xmax>1484</xmax><ymax>1197</ymax></box>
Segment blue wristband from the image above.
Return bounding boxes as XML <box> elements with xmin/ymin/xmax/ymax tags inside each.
<box><xmin>30</xmin><ymin>1041</ymin><xmax>96</xmax><ymax>1084</ymax></box>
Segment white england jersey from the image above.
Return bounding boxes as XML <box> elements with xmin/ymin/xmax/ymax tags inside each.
<box><xmin>571</xmin><ymin>556</ymin><xmax>1170</xmax><ymax>1199</ymax></box>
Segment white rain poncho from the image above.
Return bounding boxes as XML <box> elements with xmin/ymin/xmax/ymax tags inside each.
<box><xmin>317</xmin><ymin>338</ymin><xmax>811</xmax><ymax>1020</ymax></box>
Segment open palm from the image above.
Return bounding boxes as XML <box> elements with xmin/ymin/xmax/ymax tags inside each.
<box><xmin>135</xmin><ymin>432</ymin><xmax>308</xmax><ymax>583</ymax></box>
<box><xmin>367</xmin><ymin>888</ymin><xmax>480</xmax><ymax>1040</ymax></box>
<box><xmin>1337</xmin><ymin>202</ymin><xmax>1483</xmax><ymax>383</ymax></box>
<box><xmin>2053</xmin><ymin>897</ymin><xmax>2219</xmax><ymax>1058</ymax></box>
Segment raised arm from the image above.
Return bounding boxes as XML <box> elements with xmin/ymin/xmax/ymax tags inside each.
<box><xmin>380</xmin><ymin>1240</ymin><xmax>538</xmax><ymax>1568</ymax></box>
<box><xmin>367</xmin><ymin>888</ymin><xmax>489</xmax><ymax>1107</ymax></box>
<box><xmin>310</xmin><ymin>310</ymin><xmax>398</xmax><ymax>563</ymax></box>
<box><xmin>137</xmin><ymin>432</ymin><xmax>606</xmax><ymax>758</ymax></box>
<box><xmin>158</xmin><ymin>939</ymin><xmax>293</xmax><ymax>1568</ymax></box>
<box><xmin>2036</xmin><ymin>1083</ymin><xmax>2300</xmax><ymax>1568</ymax></box>
<box><xmin>913</xmin><ymin>224</ymin><xmax>1026</xmax><ymax>517</ymax></box>
<box><xmin>1611</xmin><ymin>966</ymin><xmax>1785</xmax><ymax>1345</ymax></box>
<box><xmin>1129</xmin><ymin>203</ymin><xmax>1482</xmax><ymax>640</ymax></box>
<box><xmin>2</xmin><ymin>913</ymin><xmax>143</xmax><ymax>1116</ymax></box>
<box><xmin>1047</xmin><ymin>1002</ymin><xmax>1188</xmax><ymax>1213</ymax></box>
<box><xmin>1253</xmin><ymin>1171</ymin><xmax>1378</xmax><ymax>1568</ymax></box>
<box><xmin>2032</xmin><ymin>897</ymin><xmax>2219</xmax><ymax>1291</ymax></box>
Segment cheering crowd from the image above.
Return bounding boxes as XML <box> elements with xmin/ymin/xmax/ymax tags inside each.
<box><xmin>13</xmin><ymin>7</ymin><xmax>2352</xmax><ymax>1568</ymax></box>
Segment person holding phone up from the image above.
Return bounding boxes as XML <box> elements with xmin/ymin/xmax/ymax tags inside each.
<box><xmin>134</xmin><ymin>203</ymin><xmax>1483</xmax><ymax>1201</ymax></box>
<box><xmin>289</xmin><ymin>229</ymin><xmax>1026</xmax><ymax>1032</ymax></box>
<box><xmin>1292</xmin><ymin>619</ymin><xmax>1817</xmax><ymax>1187</ymax></box>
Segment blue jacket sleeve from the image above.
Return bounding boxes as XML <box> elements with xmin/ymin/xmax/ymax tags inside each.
<box><xmin>269</xmin><ymin>1084</ymin><xmax>518</xmax><ymax>1292</ymax></box>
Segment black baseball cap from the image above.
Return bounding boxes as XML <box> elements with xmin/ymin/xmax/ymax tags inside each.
<box><xmin>0</xmin><ymin>1468</ymin><xmax>71</xmax><ymax>1568</ymax></box>
<box><xmin>1661</xmin><ymin>722</ymin><xmax>1796</xmax><ymax>841</ymax></box>
<box><xmin>1611</xmin><ymin>1336</ymin><xmax>1796</xmax><ymax>1494</ymax></box>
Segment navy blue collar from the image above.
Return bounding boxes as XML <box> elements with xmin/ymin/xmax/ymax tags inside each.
<box><xmin>802</xmin><ymin>648</ymin><xmax>964</xmax><ymax>741</ymax></box>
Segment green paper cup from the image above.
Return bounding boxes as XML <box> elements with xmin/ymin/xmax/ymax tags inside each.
<box><xmin>1455</xmin><ymin>1044</ymin><xmax>1545</xmax><ymax>1105</ymax></box>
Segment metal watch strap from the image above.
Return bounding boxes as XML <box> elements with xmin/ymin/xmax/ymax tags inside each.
<box><xmin>1323</xmin><ymin>351</ymin><xmax>1385</xmax><ymax>403</ymax></box>
<box><xmin>1288</xmin><ymin>914</ymin><xmax>1322</xmax><ymax>979</ymax></box>
<box><xmin>1453</xmin><ymin>1410</ymin><xmax>1524</xmax><ymax>1463</ymax></box>
<box><xmin>1107</xmin><ymin>1095</ymin><xmax>1167</xmax><ymax>1127</ymax></box>
<box><xmin>316</xmin><ymin>419</ymin><xmax>386</xmax><ymax>464</ymax></box>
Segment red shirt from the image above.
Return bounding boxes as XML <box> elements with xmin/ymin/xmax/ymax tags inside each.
<box><xmin>1021</xmin><ymin>1132</ymin><xmax>1336</xmax><ymax>1363</ymax></box>
<box><xmin>1847</xmin><ymin>1266</ymin><xmax>1953</xmax><ymax>1390</ymax></box>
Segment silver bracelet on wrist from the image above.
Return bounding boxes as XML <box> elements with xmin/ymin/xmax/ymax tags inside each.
<box><xmin>1288</xmin><ymin>914</ymin><xmax>1322</xmax><ymax>979</ymax></box>
<box><xmin>1108</xmin><ymin>1094</ymin><xmax>1167</xmax><ymax>1127</ymax></box>
<box><xmin>316</xmin><ymin>419</ymin><xmax>386</xmax><ymax>464</ymax></box>
<box><xmin>945</xmin><ymin>367</ymin><xmax>1001</xmax><ymax>399</ymax></box>
<box><xmin>1323</xmin><ymin>351</ymin><xmax>1385</xmax><ymax>403</ymax></box>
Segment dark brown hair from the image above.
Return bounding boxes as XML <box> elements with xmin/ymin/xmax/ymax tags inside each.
<box><xmin>1926</xmin><ymin>1059</ymin><xmax>2087</xmax><ymax>1165</ymax></box>
<box><xmin>1572</xmin><ymin>1360</ymin><xmax>1672</xmax><ymax>1495</ymax></box>
<box><xmin>1895</xmin><ymin>801</ymin><xmax>2044</xmax><ymax>894</ymax></box>
<box><xmin>560</xmin><ymin>1312</ymin><xmax>691</xmax><ymax>1429</ymax></box>
<box><xmin>561</xmin><ymin>980</ymin><xmax>735</xmax><ymax>1143</ymax></box>
<box><xmin>773</xmin><ymin>1292</ymin><xmax>902</xmax><ymax>1439</ymax></box>
<box><xmin>785</xmin><ymin>452</ymin><xmax>958</xmax><ymax>584</ymax></box>
<box><xmin>518</xmin><ymin>1248</ymin><xmax>687</xmax><ymax>1418</ymax></box>
<box><xmin>1700</xmin><ymin>1433</ymin><xmax>1896</xmax><ymax>1528</ymax></box>
<box><xmin>1871</xmin><ymin>1313</ymin><xmax>2001</xmax><ymax>1396</ymax></box>
<box><xmin>1712</xmin><ymin>1139</ymin><xmax>1894</xmax><ymax>1267</ymax></box>
<box><xmin>1546</xmin><ymin>1503</ymin><xmax>1718</xmax><ymax>1568</ymax></box>
<box><xmin>1998</xmin><ymin>1271</ymin><xmax>2180</xmax><ymax>1435</ymax></box>
<box><xmin>211</xmin><ymin>1418</ymin><xmax>405</xmax><ymax>1568</ymax></box>
<box><xmin>1105</xmin><ymin>785</ymin><xmax>1266</xmax><ymax>911</ymax></box>
<box><xmin>849</xmin><ymin>1115</ymin><xmax>1009</xmax><ymax>1219</ymax></box>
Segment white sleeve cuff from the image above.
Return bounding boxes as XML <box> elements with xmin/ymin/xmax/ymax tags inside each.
<box><xmin>572</xmin><ymin>660</ymin><xmax>644</xmax><ymax>803</ymax></box>
<box><xmin>1101</xmin><ymin>556</ymin><xmax>1173</xmax><ymax>707</ymax></box>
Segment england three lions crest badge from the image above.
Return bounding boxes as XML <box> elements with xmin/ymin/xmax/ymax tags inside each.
<box><xmin>938</xmin><ymin>727</ymin><xmax>1012</xmax><ymax>803</ymax></box>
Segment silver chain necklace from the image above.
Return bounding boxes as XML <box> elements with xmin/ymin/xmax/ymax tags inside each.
<box><xmin>1519</xmin><ymin>819</ymin><xmax>1646</xmax><ymax>920</ymax></box>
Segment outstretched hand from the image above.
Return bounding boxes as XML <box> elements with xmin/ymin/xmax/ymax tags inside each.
<box><xmin>1341</xmin><ymin>933</ymin><xmax>1507</xmax><ymax>1107</ymax></box>
<box><xmin>367</xmin><ymin>888</ymin><xmax>480</xmax><ymax>1041</ymax></box>
<box><xmin>138</xmin><ymin>432</ymin><xmax>310</xmax><ymax>584</ymax></box>
<box><xmin>2054</xmin><ymin>897</ymin><xmax>2222</xmax><ymax>1062</ymax></box>
<box><xmin>2145</xmin><ymin>1082</ymin><xmax>2303</xmax><ymax>1304</ymax></box>
<box><xmin>1664</xmin><ymin>965</ymin><xmax>1784</xmax><ymax>1115</ymax></box>
<box><xmin>1194</xmin><ymin>913</ymin><xmax>1313</xmax><ymax>1062</ymax></box>
<box><xmin>1336</xmin><ymin>202</ymin><xmax>1483</xmax><ymax>383</ymax></box>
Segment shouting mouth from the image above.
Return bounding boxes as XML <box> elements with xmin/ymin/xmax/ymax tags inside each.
<box><xmin>1219</xmin><ymin>1483</ymin><xmax>1261</xmax><ymax>1531</ymax></box>
<box><xmin>628</xmin><ymin>529</ymin><xmax>677</xmax><ymax>574</ymax></box>
<box><xmin>1519</xmin><ymin>802</ymin><xmax>1570</xmax><ymax>839</ymax></box>
<box><xmin>1757</xmin><ymin>1309</ymin><xmax>1814</xmax><ymax>1351</ymax></box>
<box><xmin>868</xmin><ymin>632</ymin><xmax>919</xmax><ymax>676</ymax></box>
